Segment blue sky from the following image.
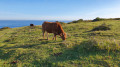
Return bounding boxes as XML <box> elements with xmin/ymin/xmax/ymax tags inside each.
<box><xmin>0</xmin><ymin>0</ymin><xmax>120</xmax><ymax>20</ymax></box>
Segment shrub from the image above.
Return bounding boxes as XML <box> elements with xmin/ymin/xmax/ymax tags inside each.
<box><xmin>91</xmin><ymin>23</ymin><xmax>111</xmax><ymax>31</ymax></box>
<box><xmin>68</xmin><ymin>19</ymin><xmax>83</xmax><ymax>24</ymax></box>
<box><xmin>0</xmin><ymin>27</ymin><xmax>11</xmax><ymax>31</ymax></box>
<box><xmin>67</xmin><ymin>21</ymin><xmax>77</xmax><ymax>24</ymax></box>
<box><xmin>78</xmin><ymin>19</ymin><xmax>83</xmax><ymax>22</ymax></box>
<box><xmin>84</xmin><ymin>20</ymin><xmax>92</xmax><ymax>22</ymax></box>
<box><xmin>109</xmin><ymin>18</ymin><xmax>120</xmax><ymax>20</ymax></box>
<box><xmin>113</xmin><ymin>18</ymin><xmax>120</xmax><ymax>20</ymax></box>
<box><xmin>92</xmin><ymin>17</ymin><xmax>104</xmax><ymax>22</ymax></box>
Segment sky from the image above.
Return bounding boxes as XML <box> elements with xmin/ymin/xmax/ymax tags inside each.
<box><xmin>0</xmin><ymin>0</ymin><xmax>120</xmax><ymax>20</ymax></box>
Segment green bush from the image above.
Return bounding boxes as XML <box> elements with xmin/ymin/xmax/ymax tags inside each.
<box><xmin>67</xmin><ymin>21</ymin><xmax>77</xmax><ymax>24</ymax></box>
<box><xmin>68</xmin><ymin>19</ymin><xmax>83</xmax><ymax>24</ymax></box>
<box><xmin>91</xmin><ymin>23</ymin><xmax>111</xmax><ymax>31</ymax></box>
<box><xmin>93</xmin><ymin>17</ymin><xmax>104</xmax><ymax>22</ymax></box>
<box><xmin>0</xmin><ymin>27</ymin><xmax>11</xmax><ymax>31</ymax></box>
<box><xmin>78</xmin><ymin>19</ymin><xmax>83</xmax><ymax>22</ymax></box>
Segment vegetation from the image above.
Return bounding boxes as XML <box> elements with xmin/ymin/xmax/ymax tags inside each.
<box><xmin>68</xmin><ymin>17</ymin><xmax>120</xmax><ymax>24</ymax></box>
<box><xmin>58</xmin><ymin>22</ymin><xmax>67</xmax><ymax>25</ymax></box>
<box><xmin>0</xmin><ymin>27</ymin><xmax>11</xmax><ymax>31</ymax></box>
<box><xmin>92</xmin><ymin>17</ymin><xmax>120</xmax><ymax>22</ymax></box>
<box><xmin>92</xmin><ymin>17</ymin><xmax>105</xmax><ymax>22</ymax></box>
<box><xmin>108</xmin><ymin>18</ymin><xmax>120</xmax><ymax>20</ymax></box>
<box><xmin>68</xmin><ymin>19</ymin><xmax>83</xmax><ymax>24</ymax></box>
<box><xmin>91</xmin><ymin>23</ymin><xmax>111</xmax><ymax>31</ymax></box>
<box><xmin>0</xmin><ymin>20</ymin><xmax>120</xmax><ymax>67</ymax></box>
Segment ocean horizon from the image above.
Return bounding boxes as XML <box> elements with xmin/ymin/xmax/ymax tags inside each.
<box><xmin>0</xmin><ymin>20</ymin><xmax>72</xmax><ymax>28</ymax></box>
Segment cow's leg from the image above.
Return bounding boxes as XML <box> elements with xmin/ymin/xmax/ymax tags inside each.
<box><xmin>42</xmin><ymin>29</ymin><xmax>45</xmax><ymax>39</ymax></box>
<box><xmin>47</xmin><ymin>32</ymin><xmax>49</xmax><ymax>40</ymax></box>
<box><xmin>55</xmin><ymin>35</ymin><xmax>57</xmax><ymax>40</ymax></box>
<box><xmin>52</xmin><ymin>34</ymin><xmax>55</xmax><ymax>40</ymax></box>
<box><xmin>52</xmin><ymin>34</ymin><xmax>56</xmax><ymax>40</ymax></box>
<box><xmin>43</xmin><ymin>32</ymin><xmax>45</xmax><ymax>39</ymax></box>
<box><xmin>52</xmin><ymin>36</ymin><xmax>55</xmax><ymax>40</ymax></box>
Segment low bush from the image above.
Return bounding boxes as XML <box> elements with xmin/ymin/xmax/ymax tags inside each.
<box><xmin>68</xmin><ymin>19</ymin><xmax>83</xmax><ymax>24</ymax></box>
<box><xmin>92</xmin><ymin>17</ymin><xmax>104</xmax><ymax>22</ymax></box>
<box><xmin>0</xmin><ymin>27</ymin><xmax>11</xmax><ymax>31</ymax></box>
<box><xmin>91</xmin><ymin>23</ymin><xmax>111</xmax><ymax>31</ymax></box>
<box><xmin>67</xmin><ymin>21</ymin><xmax>78</xmax><ymax>24</ymax></box>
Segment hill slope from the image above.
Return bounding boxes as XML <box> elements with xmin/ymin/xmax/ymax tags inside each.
<box><xmin>0</xmin><ymin>20</ymin><xmax>120</xmax><ymax>67</ymax></box>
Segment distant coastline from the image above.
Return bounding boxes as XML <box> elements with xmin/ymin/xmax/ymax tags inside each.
<box><xmin>0</xmin><ymin>20</ymin><xmax>72</xmax><ymax>28</ymax></box>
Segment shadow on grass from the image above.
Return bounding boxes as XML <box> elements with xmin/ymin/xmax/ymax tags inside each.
<box><xmin>93</xmin><ymin>60</ymin><xmax>110</xmax><ymax>67</ymax></box>
<box><xmin>4</xmin><ymin>40</ymin><xmax>58</xmax><ymax>49</ymax></box>
<box><xmin>0</xmin><ymin>50</ymin><xmax>16</xmax><ymax>60</ymax></box>
<box><xmin>38</xmin><ymin>39</ymin><xmax>48</xmax><ymax>41</ymax></box>
<box><xmin>6</xmin><ymin>44</ymin><xmax>40</xmax><ymax>49</ymax></box>
<box><xmin>0</xmin><ymin>40</ymin><xmax>119</xmax><ymax>66</ymax></box>
<box><xmin>0</xmin><ymin>45</ymin><xmax>8</xmax><ymax>49</ymax></box>
<box><xmin>31</xmin><ymin>40</ymin><xmax>119</xmax><ymax>67</ymax></box>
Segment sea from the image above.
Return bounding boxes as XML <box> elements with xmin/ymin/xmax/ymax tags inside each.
<box><xmin>0</xmin><ymin>20</ymin><xmax>72</xmax><ymax>28</ymax></box>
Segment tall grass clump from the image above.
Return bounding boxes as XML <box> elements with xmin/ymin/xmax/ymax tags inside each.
<box><xmin>81</xmin><ymin>38</ymin><xmax>99</xmax><ymax>51</ymax></box>
<box><xmin>91</xmin><ymin>23</ymin><xmax>111</xmax><ymax>31</ymax></box>
<box><xmin>81</xmin><ymin>38</ymin><xmax>120</xmax><ymax>52</ymax></box>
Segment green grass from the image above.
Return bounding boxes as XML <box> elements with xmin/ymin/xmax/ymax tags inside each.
<box><xmin>0</xmin><ymin>20</ymin><xmax>120</xmax><ymax>67</ymax></box>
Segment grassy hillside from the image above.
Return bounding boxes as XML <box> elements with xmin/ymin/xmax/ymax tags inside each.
<box><xmin>0</xmin><ymin>20</ymin><xmax>120</xmax><ymax>67</ymax></box>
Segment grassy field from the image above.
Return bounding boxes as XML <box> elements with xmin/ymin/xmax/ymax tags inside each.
<box><xmin>0</xmin><ymin>20</ymin><xmax>120</xmax><ymax>67</ymax></box>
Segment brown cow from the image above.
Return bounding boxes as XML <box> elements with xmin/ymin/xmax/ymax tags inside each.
<box><xmin>42</xmin><ymin>21</ymin><xmax>66</xmax><ymax>40</ymax></box>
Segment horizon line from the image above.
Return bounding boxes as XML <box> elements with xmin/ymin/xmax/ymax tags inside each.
<box><xmin>0</xmin><ymin>17</ymin><xmax>120</xmax><ymax>21</ymax></box>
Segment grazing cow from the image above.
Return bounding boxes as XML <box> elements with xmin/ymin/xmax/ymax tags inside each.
<box><xmin>42</xmin><ymin>21</ymin><xmax>66</xmax><ymax>40</ymax></box>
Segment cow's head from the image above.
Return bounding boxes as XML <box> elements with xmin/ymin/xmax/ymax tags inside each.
<box><xmin>60</xmin><ymin>33</ymin><xmax>66</xmax><ymax>40</ymax></box>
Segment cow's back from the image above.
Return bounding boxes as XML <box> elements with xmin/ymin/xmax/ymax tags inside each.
<box><xmin>42</xmin><ymin>22</ymin><xmax>60</xmax><ymax>33</ymax></box>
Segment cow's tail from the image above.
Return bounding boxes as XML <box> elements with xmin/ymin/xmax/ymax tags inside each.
<box><xmin>42</xmin><ymin>23</ymin><xmax>45</xmax><ymax>39</ymax></box>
